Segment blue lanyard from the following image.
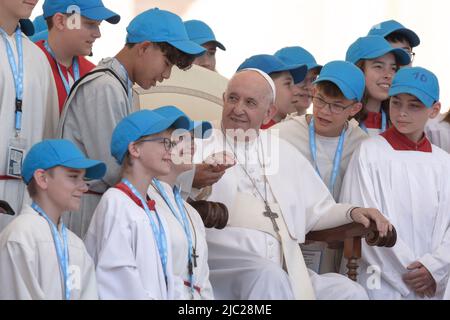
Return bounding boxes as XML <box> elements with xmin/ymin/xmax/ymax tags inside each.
<box><xmin>121</xmin><ymin>178</ymin><xmax>168</xmax><ymax>279</ymax></box>
<box><xmin>0</xmin><ymin>27</ymin><xmax>24</xmax><ymax>135</ymax></box>
<box><xmin>43</xmin><ymin>41</ymin><xmax>80</xmax><ymax>94</ymax></box>
<box><xmin>153</xmin><ymin>178</ymin><xmax>195</xmax><ymax>295</ymax></box>
<box><xmin>116</xmin><ymin>60</ymin><xmax>133</xmax><ymax>106</ymax></box>
<box><xmin>360</xmin><ymin>109</ymin><xmax>387</xmax><ymax>133</ymax></box>
<box><xmin>309</xmin><ymin>117</ymin><xmax>346</xmax><ymax>196</ymax></box>
<box><xmin>31</xmin><ymin>202</ymin><xmax>70</xmax><ymax>300</ymax></box>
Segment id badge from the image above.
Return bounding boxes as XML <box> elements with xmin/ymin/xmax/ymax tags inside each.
<box><xmin>302</xmin><ymin>249</ymin><xmax>323</xmax><ymax>274</ymax></box>
<box><xmin>7</xmin><ymin>137</ymin><xmax>27</xmax><ymax>178</ymax></box>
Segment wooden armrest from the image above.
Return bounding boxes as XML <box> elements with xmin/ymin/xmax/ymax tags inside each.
<box><xmin>305</xmin><ymin>222</ymin><xmax>397</xmax><ymax>281</ymax></box>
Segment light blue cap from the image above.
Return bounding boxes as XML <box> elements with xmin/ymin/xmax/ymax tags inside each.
<box><xmin>237</xmin><ymin>54</ymin><xmax>307</xmax><ymax>84</ymax></box>
<box><xmin>184</xmin><ymin>20</ymin><xmax>225</xmax><ymax>51</ymax></box>
<box><xmin>346</xmin><ymin>35</ymin><xmax>411</xmax><ymax>65</ymax></box>
<box><xmin>43</xmin><ymin>0</ymin><xmax>120</xmax><ymax>24</ymax></box>
<box><xmin>314</xmin><ymin>60</ymin><xmax>366</xmax><ymax>102</ymax></box>
<box><xmin>126</xmin><ymin>8</ymin><xmax>205</xmax><ymax>56</ymax></box>
<box><xmin>368</xmin><ymin>20</ymin><xmax>420</xmax><ymax>48</ymax></box>
<box><xmin>274</xmin><ymin>46</ymin><xmax>322</xmax><ymax>71</ymax></box>
<box><xmin>32</xmin><ymin>15</ymin><xmax>47</xmax><ymax>34</ymax></box>
<box><xmin>389</xmin><ymin>66</ymin><xmax>439</xmax><ymax>108</ymax></box>
<box><xmin>22</xmin><ymin>139</ymin><xmax>106</xmax><ymax>184</ymax></box>
<box><xmin>153</xmin><ymin>106</ymin><xmax>212</xmax><ymax>139</ymax></box>
<box><xmin>111</xmin><ymin>109</ymin><xmax>191</xmax><ymax>164</ymax></box>
<box><xmin>30</xmin><ymin>30</ymin><xmax>49</xmax><ymax>42</ymax></box>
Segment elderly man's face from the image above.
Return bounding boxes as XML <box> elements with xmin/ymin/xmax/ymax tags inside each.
<box><xmin>222</xmin><ymin>71</ymin><xmax>275</xmax><ymax>132</ymax></box>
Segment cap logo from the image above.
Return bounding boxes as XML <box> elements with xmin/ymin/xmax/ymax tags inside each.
<box><xmin>66</xmin><ymin>5</ymin><xmax>81</xmax><ymax>30</ymax></box>
<box><xmin>413</xmin><ymin>72</ymin><xmax>428</xmax><ymax>83</ymax></box>
<box><xmin>371</xmin><ymin>23</ymin><xmax>382</xmax><ymax>31</ymax></box>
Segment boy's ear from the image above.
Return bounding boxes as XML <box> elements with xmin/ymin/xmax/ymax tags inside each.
<box><xmin>429</xmin><ymin>101</ymin><xmax>441</xmax><ymax>119</ymax></box>
<box><xmin>137</xmin><ymin>41</ymin><xmax>153</xmax><ymax>56</ymax></box>
<box><xmin>128</xmin><ymin>141</ymin><xmax>140</xmax><ymax>159</ymax></box>
<box><xmin>33</xmin><ymin>169</ymin><xmax>49</xmax><ymax>190</ymax></box>
<box><xmin>262</xmin><ymin>104</ymin><xmax>278</xmax><ymax>126</ymax></box>
<box><xmin>348</xmin><ymin>102</ymin><xmax>363</xmax><ymax>117</ymax></box>
<box><xmin>52</xmin><ymin>13</ymin><xmax>67</xmax><ymax>31</ymax></box>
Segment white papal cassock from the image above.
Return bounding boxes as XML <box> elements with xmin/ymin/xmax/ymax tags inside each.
<box><xmin>0</xmin><ymin>205</ymin><xmax>97</xmax><ymax>299</ymax></box>
<box><xmin>425</xmin><ymin>113</ymin><xmax>450</xmax><ymax>154</ymax></box>
<box><xmin>194</xmin><ymin>127</ymin><xmax>368</xmax><ymax>300</ymax></box>
<box><xmin>340</xmin><ymin>135</ymin><xmax>450</xmax><ymax>299</ymax></box>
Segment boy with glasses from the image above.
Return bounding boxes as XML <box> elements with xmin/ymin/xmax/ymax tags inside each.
<box><xmin>368</xmin><ymin>20</ymin><xmax>420</xmax><ymax>66</ymax></box>
<box><xmin>271</xmin><ymin>61</ymin><xmax>368</xmax><ymax>274</ymax></box>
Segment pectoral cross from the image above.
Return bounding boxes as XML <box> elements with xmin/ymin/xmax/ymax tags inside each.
<box><xmin>263</xmin><ymin>204</ymin><xmax>279</xmax><ymax>232</ymax></box>
<box><xmin>191</xmin><ymin>248</ymin><xmax>199</xmax><ymax>268</ymax></box>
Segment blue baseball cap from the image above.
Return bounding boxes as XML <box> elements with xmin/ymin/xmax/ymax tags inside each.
<box><xmin>30</xmin><ymin>30</ymin><xmax>49</xmax><ymax>42</ymax></box>
<box><xmin>237</xmin><ymin>54</ymin><xmax>307</xmax><ymax>84</ymax></box>
<box><xmin>126</xmin><ymin>8</ymin><xmax>205</xmax><ymax>56</ymax></box>
<box><xmin>111</xmin><ymin>109</ymin><xmax>191</xmax><ymax>165</ymax></box>
<box><xmin>346</xmin><ymin>35</ymin><xmax>411</xmax><ymax>66</ymax></box>
<box><xmin>313</xmin><ymin>61</ymin><xmax>366</xmax><ymax>102</ymax></box>
<box><xmin>19</xmin><ymin>19</ymin><xmax>34</xmax><ymax>36</ymax></box>
<box><xmin>153</xmin><ymin>106</ymin><xmax>212</xmax><ymax>139</ymax></box>
<box><xmin>388</xmin><ymin>67</ymin><xmax>439</xmax><ymax>108</ymax></box>
<box><xmin>32</xmin><ymin>15</ymin><xmax>47</xmax><ymax>34</ymax></box>
<box><xmin>43</xmin><ymin>0</ymin><xmax>120</xmax><ymax>24</ymax></box>
<box><xmin>368</xmin><ymin>20</ymin><xmax>420</xmax><ymax>48</ymax></box>
<box><xmin>274</xmin><ymin>46</ymin><xmax>322</xmax><ymax>71</ymax></box>
<box><xmin>22</xmin><ymin>139</ymin><xmax>106</xmax><ymax>184</ymax></box>
<box><xmin>184</xmin><ymin>20</ymin><xmax>226</xmax><ymax>51</ymax></box>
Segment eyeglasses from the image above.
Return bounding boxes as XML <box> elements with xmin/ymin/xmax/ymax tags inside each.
<box><xmin>137</xmin><ymin>137</ymin><xmax>178</xmax><ymax>151</ymax></box>
<box><xmin>312</xmin><ymin>96</ymin><xmax>355</xmax><ymax>115</ymax></box>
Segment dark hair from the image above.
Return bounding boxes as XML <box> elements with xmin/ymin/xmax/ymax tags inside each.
<box><xmin>443</xmin><ymin>111</ymin><xmax>450</xmax><ymax>124</ymax></box>
<box><xmin>126</xmin><ymin>42</ymin><xmax>195</xmax><ymax>70</ymax></box>
<box><xmin>385</xmin><ymin>31</ymin><xmax>412</xmax><ymax>48</ymax></box>
<box><xmin>353</xmin><ymin>60</ymin><xmax>395</xmax><ymax>124</ymax></box>
<box><xmin>315</xmin><ymin>81</ymin><xmax>345</xmax><ymax>99</ymax></box>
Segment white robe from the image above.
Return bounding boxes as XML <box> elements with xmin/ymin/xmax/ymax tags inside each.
<box><xmin>147</xmin><ymin>181</ymin><xmax>214</xmax><ymax>300</ymax></box>
<box><xmin>340</xmin><ymin>136</ymin><xmax>450</xmax><ymax>299</ymax></box>
<box><xmin>0</xmin><ymin>205</ymin><xmax>97</xmax><ymax>300</ymax></box>
<box><xmin>195</xmin><ymin>127</ymin><xmax>368</xmax><ymax>300</ymax></box>
<box><xmin>84</xmin><ymin>188</ymin><xmax>175</xmax><ymax>300</ymax></box>
<box><xmin>0</xmin><ymin>32</ymin><xmax>58</xmax><ymax>231</ymax></box>
<box><xmin>425</xmin><ymin>113</ymin><xmax>450</xmax><ymax>154</ymax></box>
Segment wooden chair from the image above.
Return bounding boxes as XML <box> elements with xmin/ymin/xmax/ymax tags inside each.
<box><xmin>306</xmin><ymin>222</ymin><xmax>397</xmax><ymax>281</ymax></box>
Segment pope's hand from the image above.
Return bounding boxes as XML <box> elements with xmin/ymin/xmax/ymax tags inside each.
<box><xmin>350</xmin><ymin>207</ymin><xmax>392</xmax><ymax>237</ymax></box>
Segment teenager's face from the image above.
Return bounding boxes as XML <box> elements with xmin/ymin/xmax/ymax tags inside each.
<box><xmin>135</xmin><ymin>43</ymin><xmax>173</xmax><ymax>89</ymax></box>
<box><xmin>293</xmin><ymin>68</ymin><xmax>319</xmax><ymax>114</ymax></box>
<box><xmin>389</xmin><ymin>93</ymin><xmax>440</xmax><ymax>141</ymax></box>
<box><xmin>222</xmin><ymin>71</ymin><xmax>276</xmax><ymax>132</ymax></box>
<box><xmin>133</xmin><ymin>130</ymin><xmax>174</xmax><ymax>177</ymax></box>
<box><xmin>363</xmin><ymin>53</ymin><xmax>397</xmax><ymax>102</ymax></box>
<box><xmin>0</xmin><ymin>0</ymin><xmax>38</xmax><ymax>19</ymax></box>
<box><xmin>193</xmin><ymin>42</ymin><xmax>217</xmax><ymax>71</ymax></box>
<box><xmin>312</xmin><ymin>87</ymin><xmax>362</xmax><ymax>137</ymax></box>
<box><xmin>388</xmin><ymin>39</ymin><xmax>413</xmax><ymax>67</ymax></box>
<box><xmin>273</xmin><ymin>71</ymin><xmax>301</xmax><ymax>119</ymax></box>
<box><xmin>46</xmin><ymin>167</ymin><xmax>88</xmax><ymax>212</ymax></box>
<box><xmin>61</xmin><ymin>15</ymin><xmax>102</xmax><ymax>57</ymax></box>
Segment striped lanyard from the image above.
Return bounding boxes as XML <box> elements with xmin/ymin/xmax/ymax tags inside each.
<box><xmin>31</xmin><ymin>202</ymin><xmax>70</xmax><ymax>300</ymax></box>
<box><xmin>153</xmin><ymin>178</ymin><xmax>195</xmax><ymax>295</ymax></box>
<box><xmin>0</xmin><ymin>26</ymin><xmax>24</xmax><ymax>136</ymax></box>
<box><xmin>309</xmin><ymin>117</ymin><xmax>346</xmax><ymax>196</ymax></box>
<box><xmin>43</xmin><ymin>40</ymin><xmax>80</xmax><ymax>94</ymax></box>
<box><xmin>121</xmin><ymin>178</ymin><xmax>168</xmax><ymax>279</ymax></box>
<box><xmin>360</xmin><ymin>109</ymin><xmax>387</xmax><ymax>133</ymax></box>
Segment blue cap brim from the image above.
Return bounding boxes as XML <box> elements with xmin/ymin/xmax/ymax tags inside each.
<box><xmin>167</xmin><ymin>39</ymin><xmax>206</xmax><ymax>56</ymax></box>
<box><xmin>389</xmin><ymin>85</ymin><xmax>435</xmax><ymax>108</ymax></box>
<box><xmin>364</xmin><ymin>47</ymin><xmax>411</xmax><ymax>66</ymax></box>
<box><xmin>192</xmin><ymin>121</ymin><xmax>213</xmax><ymax>139</ymax></box>
<box><xmin>314</xmin><ymin>76</ymin><xmax>361</xmax><ymax>101</ymax></box>
<box><xmin>30</xmin><ymin>30</ymin><xmax>48</xmax><ymax>42</ymax></box>
<box><xmin>273</xmin><ymin>64</ymin><xmax>307</xmax><ymax>84</ymax></box>
<box><xmin>307</xmin><ymin>63</ymin><xmax>323</xmax><ymax>72</ymax></box>
<box><xmin>82</xmin><ymin>6</ymin><xmax>120</xmax><ymax>24</ymax></box>
<box><xmin>62</xmin><ymin>158</ymin><xmax>107</xmax><ymax>180</ymax></box>
<box><xmin>192</xmin><ymin>38</ymin><xmax>226</xmax><ymax>51</ymax></box>
<box><xmin>393</xmin><ymin>28</ymin><xmax>420</xmax><ymax>47</ymax></box>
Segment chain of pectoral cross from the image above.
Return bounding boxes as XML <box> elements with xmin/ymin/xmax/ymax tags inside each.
<box><xmin>224</xmin><ymin>134</ymin><xmax>280</xmax><ymax>233</ymax></box>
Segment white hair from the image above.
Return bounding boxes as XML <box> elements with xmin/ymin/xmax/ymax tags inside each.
<box><xmin>237</xmin><ymin>68</ymin><xmax>276</xmax><ymax>104</ymax></box>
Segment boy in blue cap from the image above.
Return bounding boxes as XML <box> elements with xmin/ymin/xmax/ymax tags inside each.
<box><xmin>236</xmin><ymin>54</ymin><xmax>307</xmax><ymax>129</ymax></box>
<box><xmin>184</xmin><ymin>20</ymin><xmax>226</xmax><ymax>72</ymax></box>
<box><xmin>0</xmin><ymin>139</ymin><xmax>106</xmax><ymax>299</ymax></box>
<box><xmin>84</xmin><ymin>109</ymin><xmax>192</xmax><ymax>299</ymax></box>
<box><xmin>341</xmin><ymin>67</ymin><xmax>450</xmax><ymax>299</ymax></box>
<box><xmin>36</xmin><ymin>0</ymin><xmax>120</xmax><ymax>114</ymax></box>
<box><xmin>147</xmin><ymin>106</ymin><xmax>215</xmax><ymax>300</ymax></box>
<box><xmin>346</xmin><ymin>35</ymin><xmax>411</xmax><ymax>136</ymax></box>
<box><xmin>57</xmin><ymin>8</ymin><xmax>205</xmax><ymax>238</ymax></box>
<box><xmin>368</xmin><ymin>19</ymin><xmax>420</xmax><ymax>66</ymax></box>
<box><xmin>275</xmin><ymin>46</ymin><xmax>322</xmax><ymax>116</ymax></box>
<box><xmin>0</xmin><ymin>0</ymin><xmax>59</xmax><ymax>232</ymax></box>
<box><xmin>271</xmin><ymin>61</ymin><xmax>368</xmax><ymax>274</ymax></box>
